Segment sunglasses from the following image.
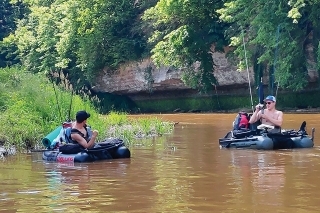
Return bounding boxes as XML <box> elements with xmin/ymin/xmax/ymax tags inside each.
<box><xmin>265</xmin><ymin>102</ymin><xmax>273</xmax><ymax>105</ymax></box>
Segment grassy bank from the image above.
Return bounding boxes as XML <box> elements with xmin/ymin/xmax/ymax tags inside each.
<box><xmin>0</xmin><ymin>67</ymin><xmax>174</xmax><ymax>151</ymax></box>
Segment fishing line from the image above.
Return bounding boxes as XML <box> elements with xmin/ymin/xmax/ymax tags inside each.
<box><xmin>242</xmin><ymin>29</ymin><xmax>254</xmax><ymax>112</ymax></box>
<box><xmin>274</xmin><ymin>25</ymin><xmax>281</xmax><ymax>98</ymax></box>
<box><xmin>51</xmin><ymin>77</ymin><xmax>62</xmax><ymax>122</ymax></box>
<box><xmin>214</xmin><ymin>85</ymin><xmax>221</xmax><ymax>110</ymax></box>
<box><xmin>67</xmin><ymin>89</ymin><xmax>74</xmax><ymax>122</ymax></box>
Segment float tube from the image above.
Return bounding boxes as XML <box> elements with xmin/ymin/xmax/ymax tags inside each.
<box><xmin>42</xmin><ymin>138</ymin><xmax>130</xmax><ymax>163</ymax></box>
<box><xmin>42</xmin><ymin>122</ymin><xmax>130</xmax><ymax>162</ymax></box>
<box><xmin>219</xmin><ymin>122</ymin><xmax>315</xmax><ymax>150</ymax></box>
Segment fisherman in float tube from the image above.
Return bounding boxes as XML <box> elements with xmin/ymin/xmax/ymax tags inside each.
<box><xmin>249</xmin><ymin>95</ymin><xmax>283</xmax><ymax>129</ymax></box>
<box><xmin>70</xmin><ymin>111</ymin><xmax>99</xmax><ymax>149</ymax></box>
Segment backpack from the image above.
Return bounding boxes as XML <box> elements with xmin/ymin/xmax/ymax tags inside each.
<box><xmin>59</xmin><ymin>126</ymin><xmax>93</xmax><ymax>154</ymax></box>
<box><xmin>233</xmin><ymin>112</ymin><xmax>249</xmax><ymax>130</ymax></box>
<box><xmin>64</xmin><ymin>126</ymin><xmax>93</xmax><ymax>144</ymax></box>
<box><xmin>64</xmin><ymin>127</ymin><xmax>73</xmax><ymax>144</ymax></box>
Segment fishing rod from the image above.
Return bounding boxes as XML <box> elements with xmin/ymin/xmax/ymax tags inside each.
<box><xmin>258</xmin><ymin>77</ymin><xmax>264</xmax><ymax>104</ymax></box>
<box><xmin>274</xmin><ymin>25</ymin><xmax>281</xmax><ymax>98</ymax></box>
<box><xmin>242</xmin><ymin>29</ymin><xmax>254</xmax><ymax>112</ymax></box>
<box><xmin>214</xmin><ymin>85</ymin><xmax>221</xmax><ymax>110</ymax></box>
<box><xmin>67</xmin><ymin>88</ymin><xmax>74</xmax><ymax>122</ymax></box>
<box><xmin>50</xmin><ymin>74</ymin><xmax>63</xmax><ymax>122</ymax></box>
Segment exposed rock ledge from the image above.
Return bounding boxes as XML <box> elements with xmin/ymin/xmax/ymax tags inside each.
<box><xmin>93</xmin><ymin>50</ymin><xmax>318</xmax><ymax>98</ymax></box>
<box><xmin>93</xmin><ymin>50</ymin><xmax>255</xmax><ymax>96</ymax></box>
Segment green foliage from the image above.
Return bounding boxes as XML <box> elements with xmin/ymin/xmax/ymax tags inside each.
<box><xmin>287</xmin><ymin>0</ymin><xmax>320</xmax><ymax>23</ymax></box>
<box><xmin>218</xmin><ymin>0</ymin><xmax>320</xmax><ymax>91</ymax></box>
<box><xmin>106</xmin><ymin>111</ymin><xmax>128</xmax><ymax>126</ymax></box>
<box><xmin>317</xmin><ymin>42</ymin><xmax>320</xmax><ymax>72</ymax></box>
<box><xmin>106</xmin><ymin>113</ymin><xmax>174</xmax><ymax>145</ymax></box>
<box><xmin>0</xmin><ymin>67</ymin><xmax>174</xmax><ymax>150</ymax></box>
<box><xmin>276</xmin><ymin>90</ymin><xmax>320</xmax><ymax>109</ymax></box>
<box><xmin>0</xmin><ymin>0</ymin><xmax>27</xmax><ymax>41</ymax></box>
<box><xmin>152</xmin><ymin>118</ymin><xmax>174</xmax><ymax>136</ymax></box>
<box><xmin>0</xmin><ymin>66</ymin><xmax>98</xmax><ymax>149</ymax></box>
<box><xmin>142</xmin><ymin>0</ymin><xmax>228</xmax><ymax>92</ymax></box>
<box><xmin>8</xmin><ymin>0</ymin><xmax>148</xmax><ymax>86</ymax></box>
<box><xmin>0</xmin><ymin>0</ymin><xmax>26</xmax><ymax>67</ymax></box>
<box><xmin>3</xmin><ymin>0</ymin><xmax>320</xmax><ymax>97</ymax></box>
<box><xmin>135</xmin><ymin>118</ymin><xmax>153</xmax><ymax>135</ymax></box>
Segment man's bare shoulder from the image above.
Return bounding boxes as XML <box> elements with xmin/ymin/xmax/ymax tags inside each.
<box><xmin>275</xmin><ymin>110</ymin><xmax>283</xmax><ymax>114</ymax></box>
<box><xmin>275</xmin><ymin>110</ymin><xmax>283</xmax><ymax>119</ymax></box>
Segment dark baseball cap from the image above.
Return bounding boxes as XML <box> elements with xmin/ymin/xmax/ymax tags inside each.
<box><xmin>76</xmin><ymin>110</ymin><xmax>90</xmax><ymax>123</ymax></box>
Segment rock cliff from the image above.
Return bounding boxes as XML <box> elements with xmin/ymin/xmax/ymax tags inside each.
<box><xmin>93</xmin><ymin>51</ymin><xmax>255</xmax><ymax>98</ymax></box>
<box><xmin>93</xmin><ymin>48</ymin><xmax>318</xmax><ymax>100</ymax></box>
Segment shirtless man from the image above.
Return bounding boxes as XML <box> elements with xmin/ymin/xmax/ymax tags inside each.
<box><xmin>71</xmin><ymin>110</ymin><xmax>99</xmax><ymax>149</ymax></box>
<box><xmin>249</xmin><ymin>95</ymin><xmax>283</xmax><ymax>127</ymax></box>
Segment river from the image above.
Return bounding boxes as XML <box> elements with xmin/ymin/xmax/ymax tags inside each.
<box><xmin>1</xmin><ymin>113</ymin><xmax>320</xmax><ymax>212</ymax></box>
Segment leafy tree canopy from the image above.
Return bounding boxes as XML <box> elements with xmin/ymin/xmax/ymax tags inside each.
<box><xmin>4</xmin><ymin>0</ymin><xmax>149</xmax><ymax>89</ymax></box>
<box><xmin>142</xmin><ymin>0</ymin><xmax>228</xmax><ymax>92</ymax></box>
<box><xmin>0</xmin><ymin>0</ymin><xmax>26</xmax><ymax>67</ymax></box>
<box><xmin>218</xmin><ymin>0</ymin><xmax>320</xmax><ymax>91</ymax></box>
<box><xmin>2</xmin><ymin>0</ymin><xmax>320</xmax><ymax>94</ymax></box>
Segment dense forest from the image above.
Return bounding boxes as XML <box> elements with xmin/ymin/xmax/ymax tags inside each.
<box><xmin>1</xmin><ymin>0</ymin><xmax>319</xmax><ymax>92</ymax></box>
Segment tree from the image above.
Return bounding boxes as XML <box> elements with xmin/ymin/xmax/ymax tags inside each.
<box><xmin>218</xmin><ymin>0</ymin><xmax>320</xmax><ymax>91</ymax></box>
<box><xmin>142</xmin><ymin>0</ymin><xmax>228</xmax><ymax>92</ymax></box>
<box><xmin>5</xmin><ymin>0</ymin><xmax>150</xmax><ymax>88</ymax></box>
<box><xmin>287</xmin><ymin>0</ymin><xmax>320</xmax><ymax>82</ymax></box>
<box><xmin>0</xmin><ymin>0</ymin><xmax>26</xmax><ymax>67</ymax></box>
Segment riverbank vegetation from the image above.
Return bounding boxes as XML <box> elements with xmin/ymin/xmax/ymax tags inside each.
<box><xmin>1</xmin><ymin>0</ymin><xmax>319</xmax><ymax>94</ymax></box>
<box><xmin>0</xmin><ymin>67</ymin><xmax>174</xmax><ymax>152</ymax></box>
<box><xmin>1</xmin><ymin>0</ymin><xmax>320</xmax><ymax>114</ymax></box>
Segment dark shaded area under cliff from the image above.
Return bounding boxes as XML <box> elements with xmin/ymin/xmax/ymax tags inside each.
<box><xmin>91</xmin><ymin>82</ymin><xmax>320</xmax><ymax>114</ymax></box>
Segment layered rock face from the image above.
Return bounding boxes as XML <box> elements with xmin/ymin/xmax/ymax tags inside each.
<box><xmin>93</xmin><ymin>51</ymin><xmax>255</xmax><ymax>98</ymax></box>
<box><xmin>94</xmin><ymin>58</ymin><xmax>190</xmax><ymax>95</ymax></box>
<box><xmin>93</xmin><ymin>49</ymin><xmax>318</xmax><ymax>100</ymax></box>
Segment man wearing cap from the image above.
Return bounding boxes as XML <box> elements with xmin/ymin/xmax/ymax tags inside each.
<box><xmin>249</xmin><ymin>95</ymin><xmax>283</xmax><ymax>127</ymax></box>
<box><xmin>70</xmin><ymin>110</ymin><xmax>99</xmax><ymax>149</ymax></box>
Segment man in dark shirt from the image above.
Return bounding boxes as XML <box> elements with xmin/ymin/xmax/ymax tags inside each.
<box><xmin>70</xmin><ymin>110</ymin><xmax>98</xmax><ymax>149</ymax></box>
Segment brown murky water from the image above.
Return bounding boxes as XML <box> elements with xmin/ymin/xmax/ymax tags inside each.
<box><xmin>1</xmin><ymin>114</ymin><xmax>320</xmax><ymax>212</ymax></box>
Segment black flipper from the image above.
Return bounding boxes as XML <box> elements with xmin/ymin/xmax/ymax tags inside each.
<box><xmin>299</xmin><ymin>121</ymin><xmax>306</xmax><ymax>132</ymax></box>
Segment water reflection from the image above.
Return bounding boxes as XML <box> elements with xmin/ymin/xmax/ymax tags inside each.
<box><xmin>227</xmin><ymin>150</ymin><xmax>286</xmax><ymax>210</ymax></box>
<box><xmin>221</xmin><ymin>147</ymin><xmax>320</xmax><ymax>213</ymax></box>
<box><xmin>1</xmin><ymin>114</ymin><xmax>320</xmax><ymax>212</ymax></box>
<box><xmin>39</xmin><ymin>159</ymin><xmax>132</xmax><ymax>212</ymax></box>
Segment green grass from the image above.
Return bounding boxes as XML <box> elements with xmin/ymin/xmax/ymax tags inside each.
<box><xmin>104</xmin><ymin>113</ymin><xmax>174</xmax><ymax>146</ymax></box>
<box><xmin>0</xmin><ymin>67</ymin><xmax>175</xmax><ymax>151</ymax></box>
